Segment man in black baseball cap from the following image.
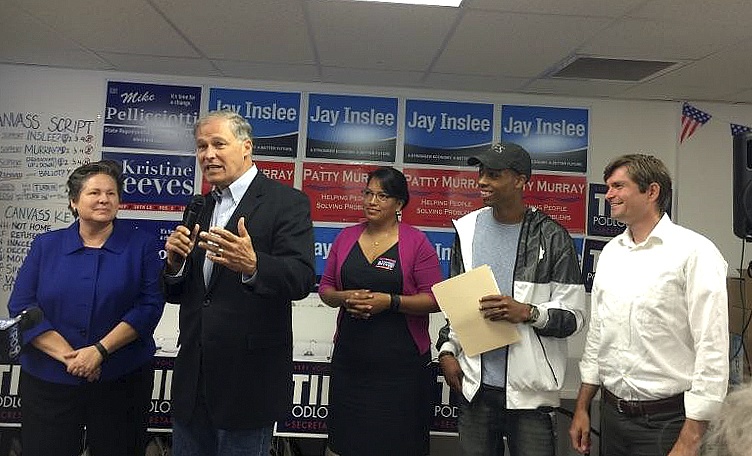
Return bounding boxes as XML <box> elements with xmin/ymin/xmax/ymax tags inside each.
<box><xmin>467</xmin><ymin>142</ymin><xmax>532</xmax><ymax>181</ymax></box>
<box><xmin>436</xmin><ymin>141</ymin><xmax>586</xmax><ymax>456</ymax></box>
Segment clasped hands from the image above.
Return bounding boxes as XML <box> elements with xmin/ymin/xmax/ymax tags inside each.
<box><xmin>340</xmin><ymin>290</ymin><xmax>390</xmax><ymax>319</ymax></box>
<box><xmin>63</xmin><ymin>345</ymin><xmax>103</xmax><ymax>382</ymax></box>
<box><xmin>165</xmin><ymin>217</ymin><xmax>257</xmax><ymax>276</ymax></box>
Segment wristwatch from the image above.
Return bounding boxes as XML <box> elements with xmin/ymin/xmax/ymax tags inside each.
<box><xmin>526</xmin><ymin>305</ymin><xmax>540</xmax><ymax>324</ymax></box>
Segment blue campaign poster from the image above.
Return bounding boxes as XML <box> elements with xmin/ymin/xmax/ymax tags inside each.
<box><xmin>118</xmin><ymin>218</ymin><xmax>178</xmax><ymax>262</ymax></box>
<box><xmin>103</xmin><ymin>81</ymin><xmax>201</xmax><ymax>151</ymax></box>
<box><xmin>424</xmin><ymin>230</ymin><xmax>455</xmax><ymax>279</ymax></box>
<box><xmin>209</xmin><ymin>88</ymin><xmax>301</xmax><ymax>158</ymax></box>
<box><xmin>587</xmin><ymin>183</ymin><xmax>626</xmax><ymax>238</ymax></box>
<box><xmin>102</xmin><ymin>151</ymin><xmax>196</xmax><ymax>212</ymax></box>
<box><xmin>572</xmin><ymin>236</ymin><xmax>584</xmax><ymax>267</ymax></box>
<box><xmin>582</xmin><ymin>238</ymin><xmax>608</xmax><ymax>293</ymax></box>
<box><xmin>501</xmin><ymin>105</ymin><xmax>589</xmax><ymax>173</ymax></box>
<box><xmin>306</xmin><ymin>94</ymin><xmax>397</xmax><ymax>162</ymax></box>
<box><xmin>313</xmin><ymin>226</ymin><xmax>343</xmax><ymax>281</ymax></box>
<box><xmin>404</xmin><ymin>99</ymin><xmax>493</xmax><ymax>166</ymax></box>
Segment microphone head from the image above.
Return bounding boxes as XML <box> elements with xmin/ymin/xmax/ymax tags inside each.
<box><xmin>189</xmin><ymin>194</ymin><xmax>205</xmax><ymax>208</ymax></box>
<box><xmin>19</xmin><ymin>306</ymin><xmax>43</xmax><ymax>330</ymax></box>
<box><xmin>182</xmin><ymin>194</ymin><xmax>206</xmax><ymax>229</ymax></box>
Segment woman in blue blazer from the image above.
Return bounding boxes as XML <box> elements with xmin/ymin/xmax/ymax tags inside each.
<box><xmin>8</xmin><ymin>160</ymin><xmax>165</xmax><ymax>456</ymax></box>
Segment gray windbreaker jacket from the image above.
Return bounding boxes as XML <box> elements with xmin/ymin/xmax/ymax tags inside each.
<box><xmin>437</xmin><ymin>206</ymin><xmax>587</xmax><ymax>409</ymax></box>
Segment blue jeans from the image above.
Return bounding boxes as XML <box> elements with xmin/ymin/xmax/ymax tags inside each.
<box><xmin>172</xmin><ymin>394</ymin><xmax>273</xmax><ymax>456</ymax></box>
<box><xmin>458</xmin><ymin>386</ymin><xmax>556</xmax><ymax>456</ymax></box>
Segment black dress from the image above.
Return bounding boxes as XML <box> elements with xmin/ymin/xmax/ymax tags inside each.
<box><xmin>327</xmin><ymin>242</ymin><xmax>432</xmax><ymax>456</ymax></box>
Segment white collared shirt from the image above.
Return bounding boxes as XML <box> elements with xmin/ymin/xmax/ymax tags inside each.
<box><xmin>579</xmin><ymin>214</ymin><xmax>729</xmax><ymax>421</ymax></box>
<box><xmin>202</xmin><ymin>165</ymin><xmax>258</xmax><ymax>285</ymax></box>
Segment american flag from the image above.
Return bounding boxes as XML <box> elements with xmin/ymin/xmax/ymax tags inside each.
<box><xmin>731</xmin><ymin>123</ymin><xmax>752</xmax><ymax>136</ymax></box>
<box><xmin>679</xmin><ymin>103</ymin><xmax>711</xmax><ymax>143</ymax></box>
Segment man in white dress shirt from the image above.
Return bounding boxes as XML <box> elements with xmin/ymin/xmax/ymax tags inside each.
<box><xmin>569</xmin><ymin>154</ymin><xmax>728</xmax><ymax>456</ymax></box>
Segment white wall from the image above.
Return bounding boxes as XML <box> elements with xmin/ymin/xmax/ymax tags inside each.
<box><xmin>3</xmin><ymin>63</ymin><xmax>752</xmax><ymax>389</ymax></box>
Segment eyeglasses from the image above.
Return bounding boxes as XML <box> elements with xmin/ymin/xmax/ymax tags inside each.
<box><xmin>362</xmin><ymin>189</ymin><xmax>392</xmax><ymax>203</ymax></box>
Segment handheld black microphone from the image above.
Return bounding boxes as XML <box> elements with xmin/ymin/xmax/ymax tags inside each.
<box><xmin>3</xmin><ymin>307</ymin><xmax>44</xmax><ymax>358</ymax></box>
<box><xmin>0</xmin><ymin>306</ymin><xmax>44</xmax><ymax>331</ymax></box>
<box><xmin>182</xmin><ymin>195</ymin><xmax>205</xmax><ymax>230</ymax></box>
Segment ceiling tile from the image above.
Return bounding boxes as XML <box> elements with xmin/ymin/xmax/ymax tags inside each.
<box><xmin>469</xmin><ymin>0</ymin><xmax>644</xmax><ymax>17</ymax></box>
<box><xmin>307</xmin><ymin>0</ymin><xmax>460</xmax><ymax>71</ymax></box>
<box><xmin>523</xmin><ymin>78</ymin><xmax>634</xmax><ymax>98</ymax></box>
<box><xmin>11</xmin><ymin>0</ymin><xmax>198</xmax><ymax>57</ymax></box>
<box><xmin>213</xmin><ymin>60</ymin><xmax>321</xmax><ymax>82</ymax></box>
<box><xmin>321</xmin><ymin>66</ymin><xmax>424</xmax><ymax>87</ymax></box>
<box><xmin>423</xmin><ymin>72</ymin><xmax>530</xmax><ymax>93</ymax></box>
<box><xmin>433</xmin><ymin>10</ymin><xmax>611</xmax><ymax>77</ymax></box>
<box><xmin>579</xmin><ymin>18</ymin><xmax>751</xmax><ymax>61</ymax></box>
<box><xmin>99</xmin><ymin>53</ymin><xmax>223</xmax><ymax>78</ymax></box>
<box><xmin>0</xmin><ymin>1</ymin><xmax>112</xmax><ymax>69</ymax></box>
<box><xmin>152</xmin><ymin>0</ymin><xmax>315</xmax><ymax>63</ymax></box>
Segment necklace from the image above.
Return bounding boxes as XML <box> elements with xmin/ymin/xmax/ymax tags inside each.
<box><xmin>365</xmin><ymin>226</ymin><xmax>396</xmax><ymax>248</ymax></box>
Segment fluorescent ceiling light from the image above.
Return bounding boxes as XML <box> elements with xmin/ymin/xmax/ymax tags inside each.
<box><xmin>352</xmin><ymin>0</ymin><xmax>463</xmax><ymax>6</ymax></box>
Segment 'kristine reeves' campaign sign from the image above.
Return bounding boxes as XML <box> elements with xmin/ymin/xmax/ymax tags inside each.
<box><xmin>404</xmin><ymin>99</ymin><xmax>493</xmax><ymax>166</ymax></box>
<box><xmin>102</xmin><ymin>151</ymin><xmax>196</xmax><ymax>212</ymax></box>
<box><xmin>209</xmin><ymin>88</ymin><xmax>301</xmax><ymax>158</ymax></box>
<box><xmin>501</xmin><ymin>105</ymin><xmax>588</xmax><ymax>173</ymax></box>
<box><xmin>306</xmin><ymin>94</ymin><xmax>397</xmax><ymax>162</ymax></box>
<box><xmin>104</xmin><ymin>81</ymin><xmax>200</xmax><ymax>151</ymax></box>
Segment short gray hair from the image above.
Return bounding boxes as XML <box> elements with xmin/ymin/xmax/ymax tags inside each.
<box><xmin>194</xmin><ymin>110</ymin><xmax>252</xmax><ymax>142</ymax></box>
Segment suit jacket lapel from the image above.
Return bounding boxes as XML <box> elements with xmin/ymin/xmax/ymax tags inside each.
<box><xmin>198</xmin><ymin>194</ymin><xmax>216</xmax><ymax>290</ymax></box>
<box><xmin>207</xmin><ymin>174</ymin><xmax>267</xmax><ymax>290</ymax></box>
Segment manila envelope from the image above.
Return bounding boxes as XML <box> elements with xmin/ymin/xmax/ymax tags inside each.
<box><xmin>432</xmin><ymin>264</ymin><xmax>521</xmax><ymax>357</ymax></box>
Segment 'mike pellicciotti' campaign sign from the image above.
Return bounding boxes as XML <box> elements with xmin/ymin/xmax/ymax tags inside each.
<box><xmin>587</xmin><ymin>183</ymin><xmax>626</xmax><ymax>237</ymax></box>
<box><xmin>209</xmin><ymin>88</ymin><xmax>300</xmax><ymax>158</ymax></box>
<box><xmin>582</xmin><ymin>238</ymin><xmax>608</xmax><ymax>293</ymax></box>
<box><xmin>103</xmin><ymin>81</ymin><xmax>200</xmax><ymax>151</ymax></box>
<box><xmin>404</xmin><ymin>99</ymin><xmax>492</xmax><ymax>166</ymax></box>
<box><xmin>501</xmin><ymin>105</ymin><xmax>588</xmax><ymax>173</ymax></box>
<box><xmin>401</xmin><ymin>168</ymin><xmax>482</xmax><ymax>228</ymax></box>
<box><xmin>306</xmin><ymin>94</ymin><xmax>397</xmax><ymax>162</ymax></box>
<box><xmin>102</xmin><ymin>151</ymin><xmax>196</xmax><ymax>212</ymax></box>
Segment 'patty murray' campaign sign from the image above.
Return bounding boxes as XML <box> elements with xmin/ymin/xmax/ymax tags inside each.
<box><xmin>501</xmin><ymin>105</ymin><xmax>589</xmax><ymax>173</ymax></box>
<box><xmin>102</xmin><ymin>151</ymin><xmax>196</xmax><ymax>212</ymax></box>
<box><xmin>306</xmin><ymin>94</ymin><xmax>397</xmax><ymax>162</ymax></box>
<box><xmin>401</xmin><ymin>168</ymin><xmax>482</xmax><ymax>228</ymax></box>
<box><xmin>103</xmin><ymin>81</ymin><xmax>201</xmax><ymax>151</ymax></box>
<box><xmin>209</xmin><ymin>88</ymin><xmax>301</xmax><ymax>158</ymax></box>
<box><xmin>404</xmin><ymin>99</ymin><xmax>493</xmax><ymax>166</ymax></box>
<box><xmin>302</xmin><ymin>162</ymin><xmax>379</xmax><ymax>223</ymax></box>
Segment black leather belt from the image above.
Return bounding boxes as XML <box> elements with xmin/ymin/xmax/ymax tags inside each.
<box><xmin>603</xmin><ymin>389</ymin><xmax>684</xmax><ymax>417</ymax></box>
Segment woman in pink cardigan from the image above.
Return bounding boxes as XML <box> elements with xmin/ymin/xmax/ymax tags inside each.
<box><xmin>319</xmin><ymin>166</ymin><xmax>443</xmax><ymax>456</ymax></box>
